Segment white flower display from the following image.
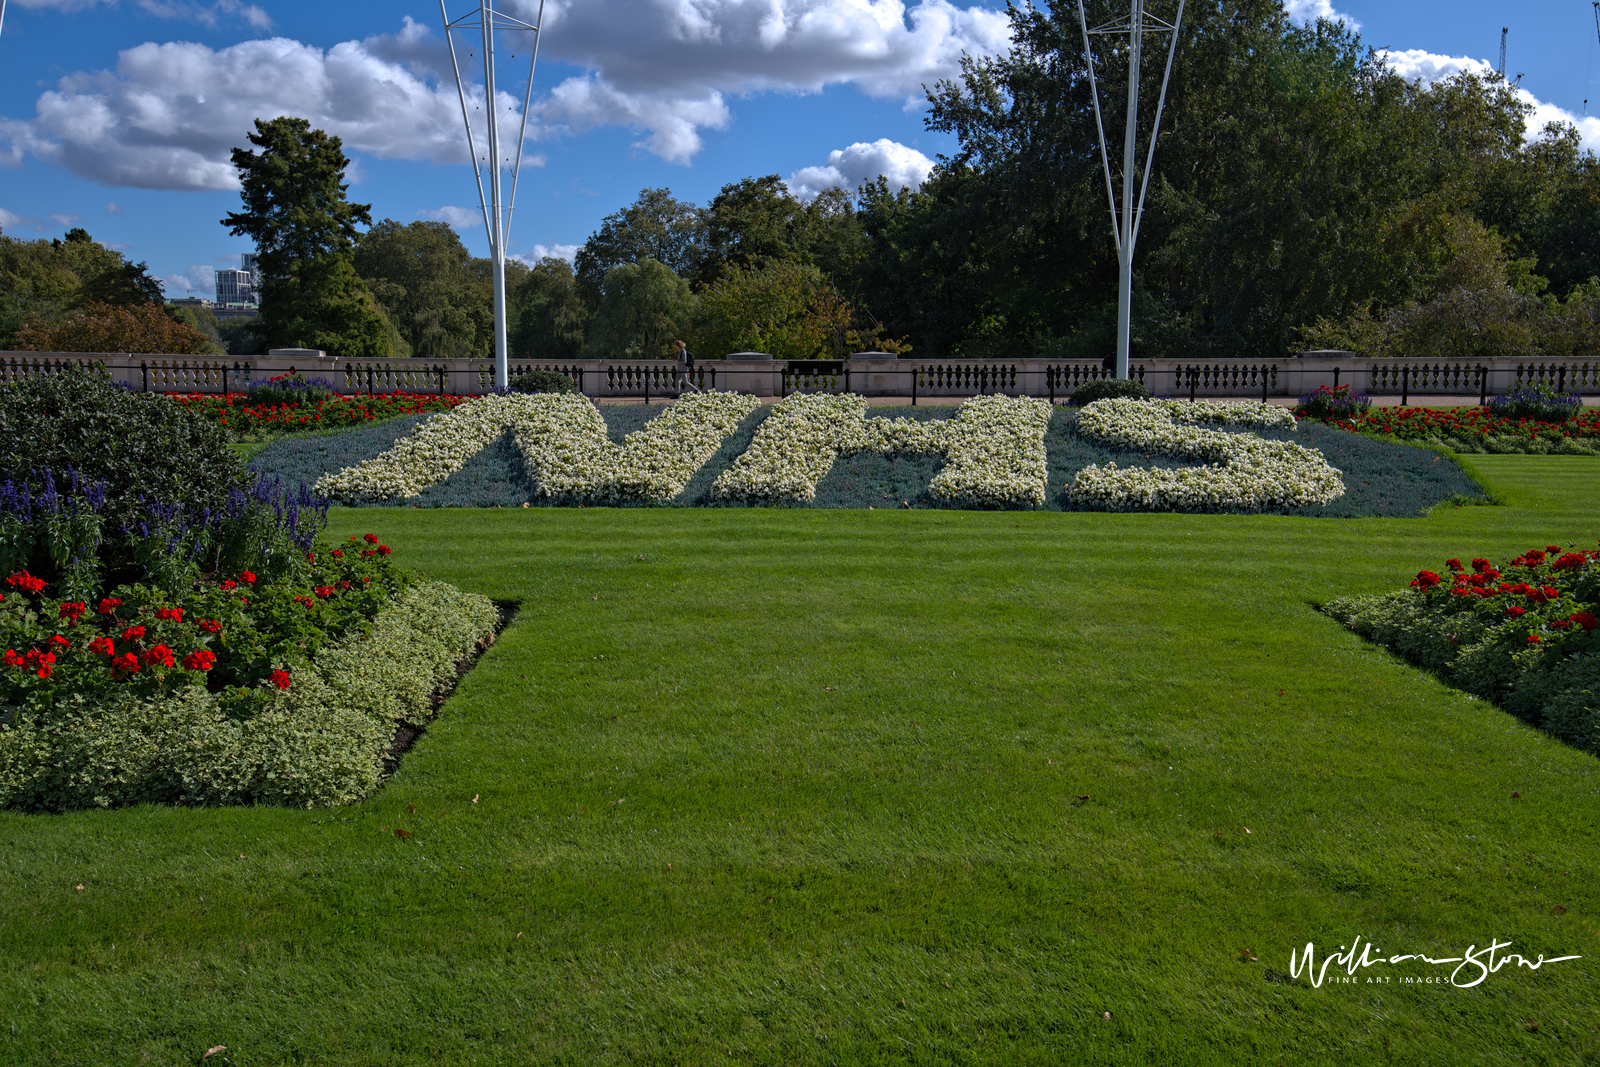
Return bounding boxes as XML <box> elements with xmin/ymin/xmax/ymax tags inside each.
<box><xmin>712</xmin><ymin>392</ymin><xmax>1052</xmax><ymax>507</ymax></box>
<box><xmin>315</xmin><ymin>391</ymin><xmax>758</xmax><ymax>504</ymax></box>
<box><xmin>513</xmin><ymin>391</ymin><xmax>758</xmax><ymax>502</ymax></box>
<box><xmin>314</xmin><ymin>393</ymin><xmax>528</xmax><ymax>502</ymax></box>
<box><xmin>1066</xmin><ymin>398</ymin><xmax>1345</xmax><ymax>511</ymax></box>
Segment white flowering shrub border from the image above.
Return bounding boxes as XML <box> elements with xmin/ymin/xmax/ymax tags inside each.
<box><xmin>512</xmin><ymin>391</ymin><xmax>758</xmax><ymax>502</ymax></box>
<box><xmin>315</xmin><ymin>393</ymin><xmax>532</xmax><ymax>502</ymax></box>
<box><xmin>1066</xmin><ymin>398</ymin><xmax>1345</xmax><ymax>511</ymax></box>
<box><xmin>317</xmin><ymin>392</ymin><xmax>757</xmax><ymax>504</ymax></box>
<box><xmin>712</xmin><ymin>392</ymin><xmax>1052</xmax><ymax>508</ymax></box>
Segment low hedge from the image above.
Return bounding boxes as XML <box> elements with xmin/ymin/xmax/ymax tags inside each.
<box><xmin>0</xmin><ymin>580</ymin><xmax>499</xmax><ymax>811</ymax></box>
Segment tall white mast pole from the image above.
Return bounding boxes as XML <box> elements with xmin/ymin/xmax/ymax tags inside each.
<box><xmin>1115</xmin><ymin>0</ymin><xmax>1143</xmax><ymax>382</ymax></box>
<box><xmin>481</xmin><ymin>0</ymin><xmax>509</xmax><ymax>389</ymax></box>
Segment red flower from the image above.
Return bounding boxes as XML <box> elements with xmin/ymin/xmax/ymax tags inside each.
<box><xmin>314</xmin><ymin>585</ymin><xmax>334</xmax><ymax>597</ymax></box>
<box><xmin>1550</xmin><ymin>619</ymin><xmax>1572</xmax><ymax>630</ymax></box>
<box><xmin>331</xmin><ymin>549</ymin><xmax>344</xmax><ymax>558</ymax></box>
<box><xmin>1445</xmin><ymin>559</ymin><xmax>1464</xmax><ymax>572</ymax></box>
<box><xmin>1506</xmin><ymin>606</ymin><xmax>1526</xmax><ymax>617</ymax></box>
<box><xmin>1572</xmin><ymin>612</ymin><xmax>1599</xmax><ymax>633</ymax></box>
<box><xmin>305</xmin><ymin>551</ymin><xmax>316</xmax><ymax>563</ymax></box>
<box><xmin>111</xmin><ymin>652</ymin><xmax>141</xmax><ymax>674</ymax></box>
<box><xmin>155</xmin><ymin>607</ymin><xmax>184</xmax><ymax>622</ymax></box>
<box><xmin>143</xmin><ymin>644</ymin><xmax>176</xmax><ymax>667</ymax></box>
<box><xmin>182</xmin><ymin>650</ymin><xmax>216</xmax><ymax>671</ymax></box>
<box><xmin>121</xmin><ymin>625</ymin><xmax>146</xmax><ymax>642</ymax></box>
<box><xmin>376</xmin><ymin>545</ymin><xmax>392</xmax><ymax>556</ymax></box>
<box><xmin>198</xmin><ymin>618</ymin><xmax>222</xmax><ymax>633</ymax></box>
<box><xmin>2</xmin><ymin>649</ymin><xmax>18</xmax><ymax>667</ymax></box>
<box><xmin>1552</xmin><ymin>553</ymin><xmax>1587</xmax><ymax>571</ymax></box>
<box><xmin>294</xmin><ymin>595</ymin><xmax>316</xmax><ymax>608</ymax></box>
<box><xmin>269</xmin><ymin>669</ymin><xmax>291</xmax><ymax>690</ymax></box>
<box><xmin>1546</xmin><ymin>545</ymin><xmax>1561</xmax><ymax>555</ymax></box>
<box><xmin>88</xmin><ymin>636</ymin><xmax>115</xmax><ymax>655</ymax></box>
<box><xmin>1411</xmin><ymin>570</ymin><xmax>1442</xmax><ymax>589</ymax></box>
<box><xmin>49</xmin><ymin>634</ymin><xmax>70</xmax><ymax>648</ymax></box>
<box><xmin>1471</xmin><ymin>558</ymin><xmax>1495</xmax><ymax>573</ymax></box>
<box><xmin>219</xmin><ymin>580</ymin><xmax>237</xmax><ymax>591</ymax></box>
<box><xmin>364</xmin><ymin>533</ymin><xmax>379</xmax><ymax>544</ymax></box>
<box><xmin>239</xmin><ymin>571</ymin><xmax>257</xmax><ymax>584</ymax></box>
<box><xmin>58</xmin><ymin>601</ymin><xmax>87</xmax><ymax>622</ymax></box>
<box><xmin>1527</xmin><ymin>635</ymin><xmax>1542</xmax><ymax>644</ymax></box>
<box><xmin>6</xmin><ymin>571</ymin><xmax>46</xmax><ymax>594</ymax></box>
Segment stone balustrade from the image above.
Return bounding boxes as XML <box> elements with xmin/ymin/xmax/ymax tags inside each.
<box><xmin>2</xmin><ymin>348</ymin><xmax>1595</xmax><ymax>402</ymax></box>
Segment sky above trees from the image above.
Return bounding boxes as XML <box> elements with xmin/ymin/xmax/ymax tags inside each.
<box><xmin>1</xmin><ymin>0</ymin><xmax>1596</xmax><ymax>299</ymax></box>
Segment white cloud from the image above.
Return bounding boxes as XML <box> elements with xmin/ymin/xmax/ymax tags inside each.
<box><xmin>12</xmin><ymin>0</ymin><xmax>271</xmax><ymax>27</ymax></box>
<box><xmin>1380</xmin><ymin>49</ymin><xmax>1600</xmax><ymax>155</ymax></box>
<box><xmin>417</xmin><ymin>205</ymin><xmax>483</xmax><ymax>230</ymax></box>
<box><xmin>1283</xmin><ymin>0</ymin><xmax>1359</xmax><ymax>30</ymax></box>
<box><xmin>0</xmin><ymin>207</ymin><xmax>38</xmax><ymax>231</ymax></box>
<box><xmin>105</xmin><ymin>201</ymin><xmax>123</xmax><ymax>215</ymax></box>
<box><xmin>786</xmin><ymin>138</ymin><xmax>934</xmax><ymax>199</ymax></box>
<box><xmin>2</xmin><ymin>2</ymin><xmax>1013</xmax><ymax>185</ymax></box>
<box><xmin>160</xmin><ymin>263</ymin><xmax>216</xmax><ymax>295</ymax></box>
<box><xmin>513</xmin><ymin>243</ymin><xmax>580</xmax><ymax>265</ymax></box>
<box><xmin>0</xmin><ymin>35</ymin><xmax>502</xmax><ymax>190</ymax></box>
<box><xmin>49</xmin><ymin>212</ymin><xmax>84</xmax><ymax>227</ymax></box>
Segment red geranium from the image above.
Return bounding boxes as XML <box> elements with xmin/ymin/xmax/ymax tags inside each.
<box><xmin>1411</xmin><ymin>570</ymin><xmax>1442</xmax><ymax>589</ymax></box>
<box><xmin>1506</xmin><ymin>606</ymin><xmax>1526</xmax><ymax>617</ymax></box>
<box><xmin>269</xmin><ymin>669</ymin><xmax>291</xmax><ymax>690</ymax></box>
<box><xmin>239</xmin><ymin>571</ymin><xmax>257</xmax><ymax>584</ymax></box>
<box><xmin>182</xmin><ymin>650</ymin><xmax>216</xmax><ymax>671</ymax></box>
<box><xmin>155</xmin><ymin>607</ymin><xmax>184</xmax><ymax>622</ymax></box>
<box><xmin>120</xmin><ymin>625</ymin><xmax>146</xmax><ymax>642</ymax></box>
<box><xmin>198</xmin><ymin>618</ymin><xmax>222</xmax><ymax>633</ymax></box>
<box><xmin>143</xmin><ymin>644</ymin><xmax>176</xmax><ymax>667</ymax></box>
<box><xmin>1571</xmin><ymin>612</ymin><xmax>1599</xmax><ymax>633</ymax></box>
<box><xmin>58</xmin><ymin>602</ymin><xmax>87</xmax><ymax>622</ymax></box>
<box><xmin>6</xmin><ymin>571</ymin><xmax>46</xmax><ymax>594</ymax></box>
<box><xmin>88</xmin><ymin>636</ymin><xmax>115</xmax><ymax>655</ymax></box>
<box><xmin>96</xmin><ymin>597</ymin><xmax>123</xmax><ymax>615</ymax></box>
<box><xmin>111</xmin><ymin>652</ymin><xmax>140</xmax><ymax>674</ymax></box>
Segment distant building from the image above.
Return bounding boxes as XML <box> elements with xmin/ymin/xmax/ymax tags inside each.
<box><xmin>215</xmin><ymin>269</ymin><xmax>257</xmax><ymax>308</ymax></box>
<box><xmin>168</xmin><ymin>297</ymin><xmax>214</xmax><ymax>311</ymax></box>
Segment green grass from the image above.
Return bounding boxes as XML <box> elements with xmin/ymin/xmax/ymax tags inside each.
<box><xmin>3</xmin><ymin>456</ymin><xmax>1598</xmax><ymax>1065</ymax></box>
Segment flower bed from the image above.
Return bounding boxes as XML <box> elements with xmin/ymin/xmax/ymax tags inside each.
<box><xmin>1324</xmin><ymin>541</ymin><xmax>1600</xmax><ymax>756</ymax></box>
<box><xmin>1066</xmin><ymin>399</ymin><xmax>1346</xmax><ymax>511</ymax></box>
<box><xmin>712</xmin><ymin>393</ymin><xmax>1051</xmax><ymax>507</ymax></box>
<box><xmin>0</xmin><ymin>578</ymin><xmax>496</xmax><ymax>810</ymax></box>
<box><xmin>315</xmin><ymin>392</ymin><xmax>759</xmax><ymax>504</ymax></box>
<box><xmin>169</xmin><ymin>391</ymin><xmax>463</xmax><ymax>438</ymax></box>
<box><xmin>513</xmin><ymin>391</ymin><xmax>759</xmax><ymax>502</ymax></box>
<box><xmin>1303</xmin><ymin>405</ymin><xmax>1600</xmax><ymax>454</ymax></box>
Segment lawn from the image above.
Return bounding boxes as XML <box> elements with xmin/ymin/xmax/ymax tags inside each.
<box><xmin>2</xmin><ymin>455</ymin><xmax>1597</xmax><ymax>1065</ymax></box>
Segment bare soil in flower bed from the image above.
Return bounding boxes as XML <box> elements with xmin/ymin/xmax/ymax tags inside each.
<box><xmin>247</xmin><ymin>402</ymin><xmax>1488</xmax><ymax>516</ymax></box>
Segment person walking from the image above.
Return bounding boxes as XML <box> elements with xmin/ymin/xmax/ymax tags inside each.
<box><xmin>673</xmin><ymin>339</ymin><xmax>700</xmax><ymax>393</ymax></box>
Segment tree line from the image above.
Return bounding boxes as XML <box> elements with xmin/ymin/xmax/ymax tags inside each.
<box><xmin>7</xmin><ymin>0</ymin><xmax>1599</xmax><ymax>362</ymax></box>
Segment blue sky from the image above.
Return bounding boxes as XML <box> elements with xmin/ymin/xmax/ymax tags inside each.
<box><xmin>1</xmin><ymin>0</ymin><xmax>1596</xmax><ymax>299</ymax></box>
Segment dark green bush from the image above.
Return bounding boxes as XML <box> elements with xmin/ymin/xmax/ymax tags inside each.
<box><xmin>509</xmin><ymin>369</ymin><xmax>578</xmax><ymax>395</ymax></box>
<box><xmin>1069</xmin><ymin>377</ymin><xmax>1150</xmax><ymax>406</ymax></box>
<box><xmin>0</xmin><ymin>368</ymin><xmax>249</xmax><ymax>535</ymax></box>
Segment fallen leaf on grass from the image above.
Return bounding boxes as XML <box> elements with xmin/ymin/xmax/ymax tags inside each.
<box><xmin>1512</xmin><ymin>792</ymin><xmax>1521</xmax><ymax>799</ymax></box>
<box><xmin>394</xmin><ymin>829</ymin><xmax>413</xmax><ymax>839</ymax></box>
<box><xmin>1073</xmin><ymin>795</ymin><xmax>1090</xmax><ymax>805</ymax></box>
<box><xmin>1244</xmin><ymin>828</ymin><xmax>1252</xmax><ymax>835</ymax></box>
<box><xmin>472</xmin><ymin>794</ymin><xmax>479</xmax><ymax>804</ymax></box>
<box><xmin>1102</xmin><ymin>1011</ymin><xmax>1111</xmax><ymax>1020</ymax></box>
<box><xmin>1241</xmin><ymin>948</ymin><xmax>1258</xmax><ymax>962</ymax></box>
<box><xmin>1526</xmin><ymin>1022</ymin><xmax>1541</xmax><ymax>1033</ymax></box>
<box><xmin>408</xmin><ymin>804</ymin><xmax>415</xmax><ymax>814</ymax></box>
<box><xmin>203</xmin><ymin>1047</ymin><xmax>227</xmax><ymax>1059</ymax></box>
<box><xmin>74</xmin><ymin>884</ymin><xmax>84</xmax><ymax>891</ymax></box>
<box><xmin>1551</xmin><ymin>904</ymin><xmax>1568</xmax><ymax>915</ymax></box>
<box><xmin>824</xmin><ymin>686</ymin><xmax>835</xmax><ymax>692</ymax></box>
<box><xmin>516</xmin><ymin>932</ymin><xmax>522</xmax><ymax>940</ymax></box>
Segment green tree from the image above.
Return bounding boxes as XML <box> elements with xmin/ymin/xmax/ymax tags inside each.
<box><xmin>583</xmin><ymin>259</ymin><xmax>695</xmax><ymax>359</ymax></box>
<box><xmin>354</xmin><ymin>220</ymin><xmax>489</xmax><ymax>359</ymax></box>
<box><xmin>510</xmin><ymin>258</ymin><xmax>591</xmax><ymax>360</ymax></box>
<box><xmin>221</xmin><ymin>117</ymin><xmax>395</xmax><ymax>359</ymax></box>
<box><xmin>690</xmin><ymin>261</ymin><xmax>906</xmax><ymax>359</ymax></box>
<box><xmin>1</xmin><ymin>228</ymin><xmax>152</xmax><ymax>348</ymax></box>
<box><xmin>574</xmin><ymin>188</ymin><xmax>706</xmax><ymax>307</ymax></box>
